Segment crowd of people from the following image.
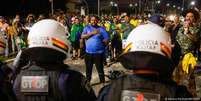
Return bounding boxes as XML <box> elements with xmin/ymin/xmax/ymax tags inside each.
<box><xmin>0</xmin><ymin>8</ymin><xmax>201</xmax><ymax>101</ymax></box>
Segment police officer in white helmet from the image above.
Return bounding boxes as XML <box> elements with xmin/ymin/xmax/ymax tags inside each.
<box><xmin>13</xmin><ymin>19</ymin><xmax>96</xmax><ymax>101</ymax></box>
<box><xmin>98</xmin><ymin>23</ymin><xmax>192</xmax><ymax>101</ymax></box>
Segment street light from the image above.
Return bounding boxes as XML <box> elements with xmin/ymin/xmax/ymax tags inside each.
<box><xmin>114</xmin><ymin>3</ymin><xmax>118</xmax><ymax>7</ymax></box>
<box><xmin>177</xmin><ymin>6</ymin><xmax>181</xmax><ymax>10</ymax></box>
<box><xmin>49</xmin><ymin>0</ymin><xmax>54</xmax><ymax>15</ymax></box>
<box><xmin>134</xmin><ymin>3</ymin><xmax>138</xmax><ymax>15</ymax></box>
<box><xmin>129</xmin><ymin>4</ymin><xmax>133</xmax><ymax>7</ymax></box>
<box><xmin>139</xmin><ymin>0</ymin><xmax>142</xmax><ymax>14</ymax></box>
<box><xmin>110</xmin><ymin>1</ymin><xmax>118</xmax><ymax>15</ymax></box>
<box><xmin>182</xmin><ymin>0</ymin><xmax>185</xmax><ymax>11</ymax></box>
<box><xmin>190</xmin><ymin>1</ymin><xmax>196</xmax><ymax>9</ymax></box>
<box><xmin>191</xmin><ymin>1</ymin><xmax>195</xmax><ymax>8</ymax></box>
<box><xmin>98</xmin><ymin>0</ymin><xmax>100</xmax><ymax>16</ymax></box>
<box><xmin>83</xmin><ymin>0</ymin><xmax>89</xmax><ymax>15</ymax></box>
<box><xmin>166</xmin><ymin>3</ymin><xmax>170</xmax><ymax>14</ymax></box>
<box><xmin>155</xmin><ymin>0</ymin><xmax>161</xmax><ymax>14</ymax></box>
<box><xmin>135</xmin><ymin>3</ymin><xmax>138</xmax><ymax>7</ymax></box>
<box><xmin>157</xmin><ymin>0</ymin><xmax>161</xmax><ymax>4</ymax></box>
<box><xmin>166</xmin><ymin>3</ymin><xmax>170</xmax><ymax>7</ymax></box>
<box><xmin>129</xmin><ymin>3</ymin><xmax>133</xmax><ymax>15</ymax></box>
<box><xmin>191</xmin><ymin>1</ymin><xmax>195</xmax><ymax>6</ymax></box>
<box><xmin>114</xmin><ymin>3</ymin><xmax>119</xmax><ymax>15</ymax></box>
<box><xmin>110</xmin><ymin>1</ymin><xmax>114</xmax><ymax>6</ymax></box>
<box><xmin>177</xmin><ymin>6</ymin><xmax>181</xmax><ymax>13</ymax></box>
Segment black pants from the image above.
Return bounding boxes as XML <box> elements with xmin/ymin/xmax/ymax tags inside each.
<box><xmin>85</xmin><ymin>53</ymin><xmax>105</xmax><ymax>83</ymax></box>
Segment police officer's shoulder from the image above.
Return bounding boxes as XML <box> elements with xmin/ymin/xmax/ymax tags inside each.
<box><xmin>62</xmin><ymin>64</ymin><xmax>84</xmax><ymax>76</ymax></box>
<box><xmin>98</xmin><ymin>75</ymin><xmax>128</xmax><ymax>100</ymax></box>
<box><xmin>98</xmin><ymin>84</ymin><xmax>111</xmax><ymax>101</ymax></box>
<box><xmin>65</xmin><ymin>68</ymin><xmax>89</xmax><ymax>87</ymax></box>
<box><xmin>61</xmin><ymin>64</ymin><xmax>89</xmax><ymax>84</ymax></box>
<box><xmin>64</xmin><ymin>65</ymin><xmax>96</xmax><ymax>99</ymax></box>
<box><xmin>99</xmin><ymin>74</ymin><xmax>127</xmax><ymax>91</ymax></box>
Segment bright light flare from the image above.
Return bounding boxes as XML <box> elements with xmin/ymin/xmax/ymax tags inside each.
<box><xmin>191</xmin><ymin>1</ymin><xmax>195</xmax><ymax>6</ymax></box>
<box><xmin>168</xmin><ymin>15</ymin><xmax>175</xmax><ymax>21</ymax></box>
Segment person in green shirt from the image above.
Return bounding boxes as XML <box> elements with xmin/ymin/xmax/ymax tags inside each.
<box><xmin>70</xmin><ymin>17</ymin><xmax>83</xmax><ymax>59</ymax></box>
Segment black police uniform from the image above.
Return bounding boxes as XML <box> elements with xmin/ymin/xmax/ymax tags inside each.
<box><xmin>13</xmin><ymin>48</ymin><xmax>97</xmax><ymax>101</ymax></box>
<box><xmin>98</xmin><ymin>52</ymin><xmax>192</xmax><ymax>101</ymax></box>
<box><xmin>0</xmin><ymin>61</ymin><xmax>17</xmax><ymax>101</ymax></box>
<box><xmin>98</xmin><ymin>75</ymin><xmax>192</xmax><ymax>101</ymax></box>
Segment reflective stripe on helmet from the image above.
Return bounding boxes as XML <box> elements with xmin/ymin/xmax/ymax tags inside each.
<box><xmin>52</xmin><ymin>38</ymin><xmax>68</xmax><ymax>52</ymax></box>
<box><xmin>160</xmin><ymin>42</ymin><xmax>171</xmax><ymax>58</ymax></box>
<box><xmin>123</xmin><ymin>42</ymin><xmax>132</xmax><ymax>54</ymax></box>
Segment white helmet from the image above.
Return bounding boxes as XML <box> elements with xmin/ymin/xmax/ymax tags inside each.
<box><xmin>120</xmin><ymin>23</ymin><xmax>174</xmax><ymax>75</ymax></box>
<box><xmin>0</xmin><ymin>31</ymin><xmax>6</xmax><ymax>55</ymax></box>
<box><xmin>123</xmin><ymin>23</ymin><xmax>172</xmax><ymax>58</ymax></box>
<box><xmin>28</xmin><ymin>19</ymin><xmax>69</xmax><ymax>56</ymax></box>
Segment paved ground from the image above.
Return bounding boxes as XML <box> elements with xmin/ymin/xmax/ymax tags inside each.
<box><xmin>64</xmin><ymin>58</ymin><xmax>127</xmax><ymax>96</ymax></box>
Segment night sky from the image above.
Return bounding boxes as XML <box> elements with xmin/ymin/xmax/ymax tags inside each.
<box><xmin>0</xmin><ymin>0</ymin><xmax>66</xmax><ymax>16</ymax></box>
<box><xmin>0</xmin><ymin>0</ymin><xmax>200</xmax><ymax>16</ymax></box>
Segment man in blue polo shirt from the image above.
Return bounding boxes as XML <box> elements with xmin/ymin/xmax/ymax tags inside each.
<box><xmin>82</xmin><ymin>15</ymin><xmax>109</xmax><ymax>84</ymax></box>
